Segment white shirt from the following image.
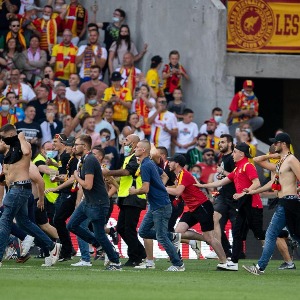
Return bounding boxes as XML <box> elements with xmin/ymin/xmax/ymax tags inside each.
<box><xmin>77</xmin><ymin>45</ymin><xmax>107</xmax><ymax>79</ymax></box>
<box><xmin>149</xmin><ymin>109</ymin><xmax>178</xmax><ymax>151</ymax></box>
<box><xmin>66</xmin><ymin>88</ymin><xmax>85</xmax><ymax>111</ymax></box>
<box><xmin>40</xmin><ymin>120</ymin><xmax>60</xmax><ymax>145</ymax></box>
<box><xmin>3</xmin><ymin>83</ymin><xmax>36</xmax><ymax>102</ymax></box>
<box><xmin>175</xmin><ymin>121</ymin><xmax>199</xmax><ymax>154</ymax></box>
<box><xmin>199</xmin><ymin>122</ymin><xmax>229</xmax><ymax>138</ymax></box>
<box><xmin>115</xmin><ymin>67</ymin><xmax>141</xmax><ymax>87</ymax></box>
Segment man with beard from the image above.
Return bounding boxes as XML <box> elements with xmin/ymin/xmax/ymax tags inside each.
<box><xmin>0</xmin><ymin>124</ymin><xmax>61</xmax><ymax>268</ymax></box>
<box><xmin>205</xmin><ymin>134</ymin><xmax>237</xmax><ymax>259</ymax></box>
<box><xmin>186</xmin><ymin>133</ymin><xmax>207</xmax><ymax>169</ymax></box>
<box><xmin>243</xmin><ymin>133</ymin><xmax>300</xmax><ymax>275</ymax></box>
<box><xmin>66</xmin><ymin>134</ymin><xmax>121</xmax><ymax>270</ymax></box>
<box><xmin>197</xmin><ymin>148</ymin><xmax>217</xmax><ymax>184</ymax></box>
<box><xmin>195</xmin><ymin>142</ymin><xmax>265</xmax><ymax>271</ymax></box>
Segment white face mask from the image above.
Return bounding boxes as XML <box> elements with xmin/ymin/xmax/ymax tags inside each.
<box><xmin>88</xmin><ymin>99</ymin><xmax>97</xmax><ymax>105</ymax></box>
<box><xmin>43</xmin><ymin>15</ymin><xmax>50</xmax><ymax>21</ymax></box>
<box><xmin>112</xmin><ymin>17</ymin><xmax>120</xmax><ymax>23</ymax></box>
<box><xmin>55</xmin><ymin>5</ymin><xmax>62</xmax><ymax>9</ymax></box>
<box><xmin>1</xmin><ymin>105</ymin><xmax>10</xmax><ymax>112</ymax></box>
<box><xmin>214</xmin><ymin>115</ymin><xmax>223</xmax><ymax>123</ymax></box>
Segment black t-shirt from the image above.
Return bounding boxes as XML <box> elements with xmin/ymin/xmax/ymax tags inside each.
<box><xmin>58</xmin><ymin>151</ymin><xmax>70</xmax><ymax>175</ymax></box>
<box><xmin>80</xmin><ymin>153</ymin><xmax>109</xmax><ymax>206</ymax></box>
<box><xmin>29</xmin><ymin>99</ymin><xmax>49</xmax><ymax>123</ymax></box>
<box><xmin>60</xmin><ymin>156</ymin><xmax>78</xmax><ymax>194</ymax></box>
<box><xmin>163</xmin><ymin>161</ymin><xmax>176</xmax><ymax>201</ymax></box>
<box><xmin>102</xmin><ymin>22</ymin><xmax>120</xmax><ymax>50</ymax></box>
<box><xmin>15</xmin><ymin>120</ymin><xmax>42</xmax><ymax>157</ymax></box>
<box><xmin>219</xmin><ymin>152</ymin><xmax>236</xmax><ymax>198</ymax></box>
<box><xmin>124</xmin><ymin>154</ymin><xmax>139</xmax><ymax>176</ymax></box>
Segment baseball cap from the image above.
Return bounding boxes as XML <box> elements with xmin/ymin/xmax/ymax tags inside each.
<box><xmin>243</xmin><ymin>80</ymin><xmax>254</xmax><ymax>89</ymax></box>
<box><xmin>204</xmin><ymin>118</ymin><xmax>217</xmax><ymax>124</ymax></box>
<box><xmin>110</xmin><ymin>71</ymin><xmax>123</xmax><ymax>82</ymax></box>
<box><xmin>167</xmin><ymin>154</ymin><xmax>186</xmax><ymax>167</ymax></box>
<box><xmin>63</xmin><ymin>136</ymin><xmax>75</xmax><ymax>147</ymax></box>
<box><xmin>235</xmin><ymin>142</ymin><xmax>252</xmax><ymax>158</ymax></box>
<box><xmin>269</xmin><ymin>133</ymin><xmax>291</xmax><ymax>144</ymax></box>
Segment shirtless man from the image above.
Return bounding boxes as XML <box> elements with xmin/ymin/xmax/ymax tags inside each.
<box><xmin>243</xmin><ymin>132</ymin><xmax>300</xmax><ymax>275</ymax></box>
<box><xmin>0</xmin><ymin>124</ymin><xmax>61</xmax><ymax>267</ymax></box>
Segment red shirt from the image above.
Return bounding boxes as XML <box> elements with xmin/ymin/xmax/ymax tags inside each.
<box><xmin>177</xmin><ymin>169</ymin><xmax>208</xmax><ymax>212</ymax></box>
<box><xmin>227</xmin><ymin>157</ymin><xmax>262</xmax><ymax>208</ymax></box>
<box><xmin>197</xmin><ymin>162</ymin><xmax>217</xmax><ymax>183</ymax></box>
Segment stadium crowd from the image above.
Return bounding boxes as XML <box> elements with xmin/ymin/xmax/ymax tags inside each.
<box><xmin>0</xmin><ymin>1</ymin><xmax>299</xmax><ymax>274</ymax></box>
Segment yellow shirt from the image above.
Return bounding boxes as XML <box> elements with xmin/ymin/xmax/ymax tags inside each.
<box><xmin>102</xmin><ymin>87</ymin><xmax>132</xmax><ymax>122</ymax></box>
<box><xmin>206</xmin><ymin>136</ymin><xmax>220</xmax><ymax>151</ymax></box>
<box><xmin>146</xmin><ymin>68</ymin><xmax>160</xmax><ymax>94</ymax></box>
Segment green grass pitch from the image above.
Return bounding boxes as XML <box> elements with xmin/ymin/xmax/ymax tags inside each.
<box><xmin>0</xmin><ymin>258</ymin><xmax>299</xmax><ymax>300</ymax></box>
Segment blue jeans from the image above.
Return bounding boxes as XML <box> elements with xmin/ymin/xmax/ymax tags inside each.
<box><xmin>139</xmin><ymin>203</ymin><xmax>182</xmax><ymax>266</ymax></box>
<box><xmin>0</xmin><ymin>187</ymin><xmax>54</xmax><ymax>261</ymax></box>
<box><xmin>258</xmin><ymin>205</ymin><xmax>286</xmax><ymax>270</ymax></box>
<box><xmin>76</xmin><ymin>219</ymin><xmax>91</xmax><ymax>262</ymax></box>
<box><xmin>67</xmin><ymin>201</ymin><xmax>119</xmax><ymax>264</ymax></box>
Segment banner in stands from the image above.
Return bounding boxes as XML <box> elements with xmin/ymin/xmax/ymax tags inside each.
<box><xmin>227</xmin><ymin>0</ymin><xmax>300</xmax><ymax>53</ymax></box>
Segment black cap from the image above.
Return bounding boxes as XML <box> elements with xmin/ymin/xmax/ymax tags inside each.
<box><xmin>110</xmin><ymin>71</ymin><xmax>123</xmax><ymax>82</ymax></box>
<box><xmin>269</xmin><ymin>133</ymin><xmax>291</xmax><ymax>144</ymax></box>
<box><xmin>167</xmin><ymin>154</ymin><xmax>186</xmax><ymax>167</ymax></box>
<box><xmin>235</xmin><ymin>142</ymin><xmax>252</xmax><ymax>158</ymax></box>
<box><xmin>63</xmin><ymin>136</ymin><xmax>75</xmax><ymax>147</ymax></box>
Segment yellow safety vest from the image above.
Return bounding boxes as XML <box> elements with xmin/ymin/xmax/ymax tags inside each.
<box><xmin>32</xmin><ymin>154</ymin><xmax>59</xmax><ymax>203</ymax></box>
<box><xmin>118</xmin><ymin>153</ymin><xmax>146</xmax><ymax>199</ymax></box>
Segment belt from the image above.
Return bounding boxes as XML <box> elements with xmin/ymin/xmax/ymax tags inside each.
<box><xmin>10</xmin><ymin>180</ymin><xmax>32</xmax><ymax>190</ymax></box>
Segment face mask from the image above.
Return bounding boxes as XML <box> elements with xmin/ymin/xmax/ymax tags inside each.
<box><xmin>31</xmin><ymin>15</ymin><xmax>37</xmax><ymax>20</ymax></box>
<box><xmin>101</xmin><ymin>137</ymin><xmax>107</xmax><ymax>143</ymax></box>
<box><xmin>105</xmin><ymin>163</ymin><xmax>111</xmax><ymax>170</ymax></box>
<box><xmin>207</xmin><ymin>130</ymin><xmax>214</xmax><ymax>135</ymax></box>
<box><xmin>52</xmin><ymin>150</ymin><xmax>58</xmax><ymax>158</ymax></box>
<box><xmin>2</xmin><ymin>135</ymin><xmax>19</xmax><ymax>146</ymax></box>
<box><xmin>124</xmin><ymin>145</ymin><xmax>132</xmax><ymax>157</ymax></box>
<box><xmin>214</xmin><ymin>116</ymin><xmax>223</xmax><ymax>123</ymax></box>
<box><xmin>88</xmin><ymin>99</ymin><xmax>97</xmax><ymax>105</ymax></box>
<box><xmin>43</xmin><ymin>15</ymin><xmax>50</xmax><ymax>21</ymax></box>
<box><xmin>55</xmin><ymin>5</ymin><xmax>62</xmax><ymax>9</ymax></box>
<box><xmin>46</xmin><ymin>151</ymin><xmax>55</xmax><ymax>159</ymax></box>
<box><xmin>192</xmin><ymin>172</ymin><xmax>200</xmax><ymax>179</ymax></box>
<box><xmin>112</xmin><ymin>17</ymin><xmax>120</xmax><ymax>23</ymax></box>
<box><xmin>2</xmin><ymin>105</ymin><xmax>10</xmax><ymax>112</ymax></box>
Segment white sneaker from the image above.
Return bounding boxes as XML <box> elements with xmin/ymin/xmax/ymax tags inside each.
<box><xmin>41</xmin><ymin>256</ymin><xmax>53</xmax><ymax>267</ymax></box>
<box><xmin>172</xmin><ymin>233</ymin><xmax>181</xmax><ymax>253</ymax></box>
<box><xmin>4</xmin><ymin>246</ymin><xmax>16</xmax><ymax>260</ymax></box>
<box><xmin>134</xmin><ymin>262</ymin><xmax>155</xmax><ymax>269</ymax></box>
<box><xmin>191</xmin><ymin>241</ymin><xmax>201</xmax><ymax>259</ymax></box>
<box><xmin>205</xmin><ymin>250</ymin><xmax>218</xmax><ymax>259</ymax></box>
<box><xmin>50</xmin><ymin>243</ymin><xmax>62</xmax><ymax>265</ymax></box>
<box><xmin>71</xmin><ymin>260</ymin><xmax>92</xmax><ymax>267</ymax></box>
<box><xmin>104</xmin><ymin>253</ymin><xmax>110</xmax><ymax>267</ymax></box>
<box><xmin>166</xmin><ymin>264</ymin><xmax>185</xmax><ymax>272</ymax></box>
<box><xmin>21</xmin><ymin>235</ymin><xmax>35</xmax><ymax>256</ymax></box>
<box><xmin>217</xmin><ymin>261</ymin><xmax>238</xmax><ymax>271</ymax></box>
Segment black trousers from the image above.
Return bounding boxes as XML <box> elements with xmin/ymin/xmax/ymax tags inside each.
<box><xmin>54</xmin><ymin>192</ymin><xmax>76</xmax><ymax>258</ymax></box>
<box><xmin>231</xmin><ymin>195</ymin><xmax>265</xmax><ymax>263</ymax></box>
<box><xmin>116</xmin><ymin>204</ymin><xmax>146</xmax><ymax>262</ymax></box>
<box><xmin>168</xmin><ymin>200</ymin><xmax>184</xmax><ymax>232</ymax></box>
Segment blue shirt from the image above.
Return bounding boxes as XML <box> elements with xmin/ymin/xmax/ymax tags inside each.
<box><xmin>140</xmin><ymin>157</ymin><xmax>170</xmax><ymax>210</ymax></box>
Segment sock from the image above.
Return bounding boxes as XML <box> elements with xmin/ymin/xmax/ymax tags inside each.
<box><xmin>189</xmin><ymin>240</ymin><xmax>196</xmax><ymax>247</ymax></box>
<box><xmin>286</xmin><ymin>261</ymin><xmax>293</xmax><ymax>265</ymax></box>
<box><xmin>146</xmin><ymin>259</ymin><xmax>154</xmax><ymax>265</ymax></box>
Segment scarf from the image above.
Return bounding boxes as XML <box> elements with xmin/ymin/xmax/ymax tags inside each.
<box><xmin>271</xmin><ymin>152</ymin><xmax>291</xmax><ymax>191</ymax></box>
<box><xmin>120</xmin><ymin>66</ymin><xmax>136</xmax><ymax>96</ymax></box>
<box><xmin>40</xmin><ymin>18</ymin><xmax>57</xmax><ymax>46</ymax></box>
<box><xmin>135</xmin><ymin>98</ymin><xmax>151</xmax><ymax>135</ymax></box>
<box><xmin>0</xmin><ymin>113</ymin><xmax>18</xmax><ymax>127</ymax></box>
<box><xmin>65</xmin><ymin>4</ymin><xmax>86</xmax><ymax>37</ymax></box>
<box><xmin>7</xmin><ymin>84</ymin><xmax>23</xmax><ymax>108</ymax></box>
<box><xmin>53</xmin><ymin>97</ymin><xmax>71</xmax><ymax>119</ymax></box>
<box><xmin>6</xmin><ymin>31</ymin><xmax>26</xmax><ymax>50</ymax></box>
<box><xmin>55</xmin><ymin>43</ymin><xmax>77</xmax><ymax>78</ymax></box>
<box><xmin>83</xmin><ymin>45</ymin><xmax>98</xmax><ymax>77</ymax></box>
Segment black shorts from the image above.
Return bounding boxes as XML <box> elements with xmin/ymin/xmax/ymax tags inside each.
<box><xmin>214</xmin><ymin>194</ymin><xmax>238</xmax><ymax>217</ymax></box>
<box><xmin>179</xmin><ymin>200</ymin><xmax>214</xmax><ymax>232</ymax></box>
<box><xmin>34</xmin><ymin>198</ymin><xmax>49</xmax><ymax>225</ymax></box>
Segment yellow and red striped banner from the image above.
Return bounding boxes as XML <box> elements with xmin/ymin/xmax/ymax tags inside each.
<box><xmin>227</xmin><ymin>0</ymin><xmax>300</xmax><ymax>53</ymax></box>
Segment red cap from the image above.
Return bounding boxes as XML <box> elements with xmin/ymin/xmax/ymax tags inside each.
<box><xmin>243</xmin><ymin>80</ymin><xmax>254</xmax><ymax>89</ymax></box>
<box><xmin>204</xmin><ymin>118</ymin><xmax>217</xmax><ymax>124</ymax></box>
